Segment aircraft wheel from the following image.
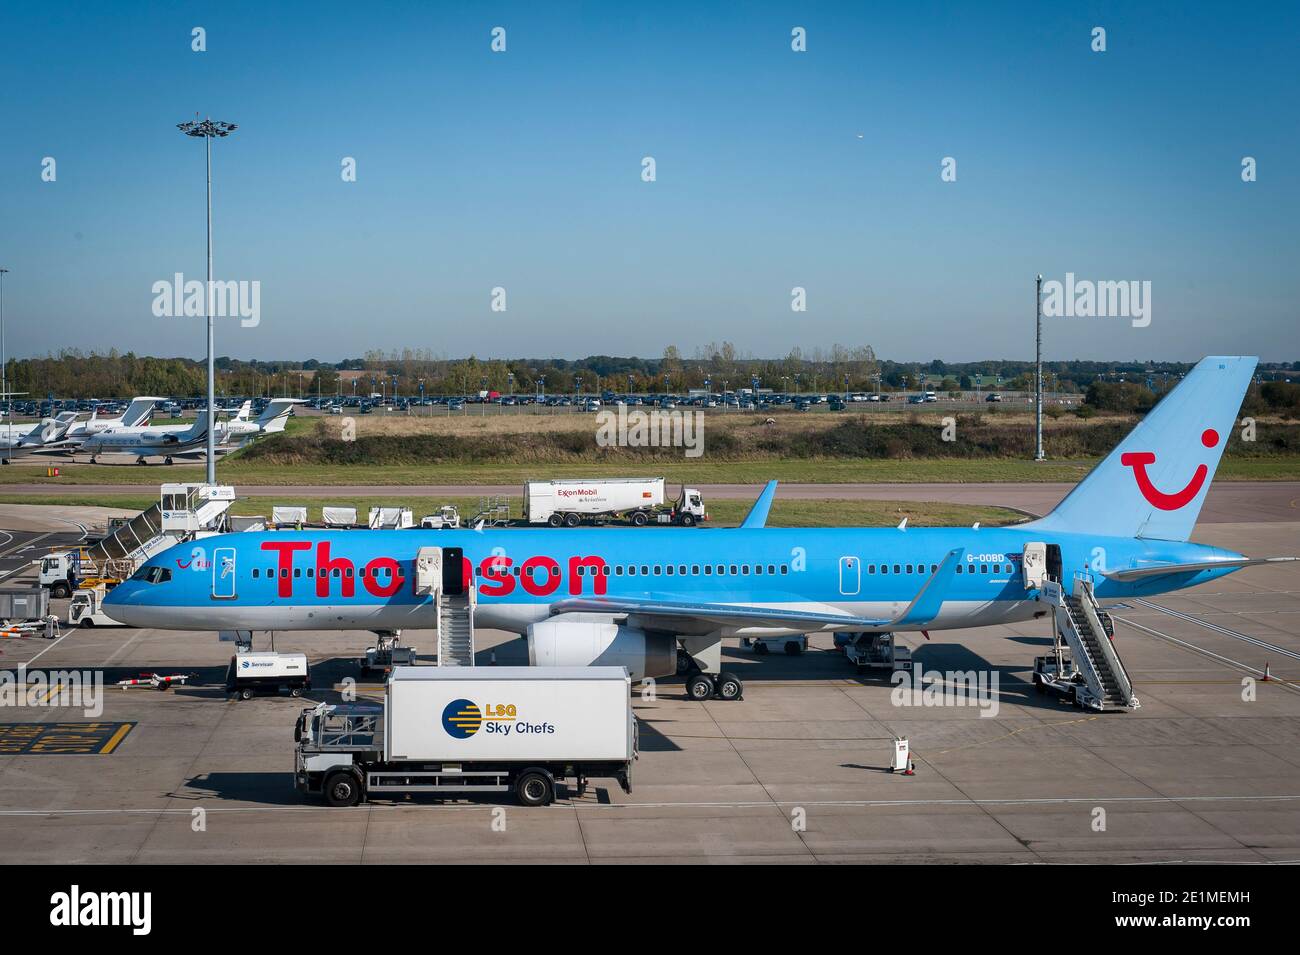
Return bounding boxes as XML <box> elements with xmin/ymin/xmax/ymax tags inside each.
<box><xmin>686</xmin><ymin>672</ymin><xmax>715</xmax><ymax>701</ymax></box>
<box><xmin>716</xmin><ymin>671</ymin><xmax>743</xmax><ymax>701</ymax></box>
<box><xmin>785</xmin><ymin>641</ymin><xmax>803</xmax><ymax>656</ymax></box>
<box><xmin>753</xmin><ymin>641</ymin><xmax>769</xmax><ymax>655</ymax></box>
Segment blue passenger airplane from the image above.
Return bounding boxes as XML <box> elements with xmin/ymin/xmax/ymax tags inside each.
<box><xmin>106</xmin><ymin>357</ymin><xmax>1291</xmax><ymax>700</ymax></box>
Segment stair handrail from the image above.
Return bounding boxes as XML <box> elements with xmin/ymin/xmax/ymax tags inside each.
<box><xmin>1075</xmin><ymin>576</ymin><xmax>1138</xmax><ymax>707</ymax></box>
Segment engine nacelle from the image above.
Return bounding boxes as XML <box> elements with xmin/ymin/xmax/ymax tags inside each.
<box><xmin>527</xmin><ymin>618</ymin><xmax>676</xmax><ymax>681</ymax></box>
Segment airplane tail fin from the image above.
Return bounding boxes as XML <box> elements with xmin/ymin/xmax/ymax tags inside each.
<box><xmin>1023</xmin><ymin>356</ymin><xmax>1256</xmax><ymax>542</ymax></box>
<box><xmin>256</xmin><ymin>398</ymin><xmax>304</xmax><ymax>433</ymax></box>
<box><xmin>184</xmin><ymin>410</ymin><xmax>212</xmax><ymax>440</ymax></box>
<box><xmin>121</xmin><ymin>397</ymin><xmax>160</xmax><ymax>428</ymax></box>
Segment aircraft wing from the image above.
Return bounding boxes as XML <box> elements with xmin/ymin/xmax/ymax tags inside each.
<box><xmin>1102</xmin><ymin>556</ymin><xmax>1298</xmax><ymax>582</ymax></box>
<box><xmin>550</xmin><ymin>547</ymin><xmax>964</xmax><ymax>632</ymax></box>
<box><xmin>550</xmin><ymin>595</ymin><xmax>896</xmax><ymax>631</ymax></box>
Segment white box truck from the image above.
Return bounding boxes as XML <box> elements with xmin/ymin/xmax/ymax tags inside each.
<box><xmin>226</xmin><ymin>651</ymin><xmax>311</xmax><ymax>700</ymax></box>
<box><xmin>295</xmin><ymin>666</ymin><xmax>636</xmax><ymax>807</ymax></box>
<box><xmin>524</xmin><ymin>477</ymin><xmax>705</xmax><ymax>527</ymax></box>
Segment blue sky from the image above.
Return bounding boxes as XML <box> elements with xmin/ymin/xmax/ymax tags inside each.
<box><xmin>1</xmin><ymin>1</ymin><xmax>1296</xmax><ymax>362</ymax></box>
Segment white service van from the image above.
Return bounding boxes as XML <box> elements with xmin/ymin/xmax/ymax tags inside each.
<box><xmin>226</xmin><ymin>652</ymin><xmax>311</xmax><ymax>700</ymax></box>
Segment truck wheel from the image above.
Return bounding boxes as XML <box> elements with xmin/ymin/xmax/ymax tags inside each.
<box><xmin>548</xmin><ymin>514</ymin><xmax>563</xmax><ymax>528</ymax></box>
<box><xmin>51</xmin><ymin>583</ymin><xmax>70</xmax><ymax>599</ymax></box>
<box><xmin>686</xmin><ymin>672</ymin><xmax>715</xmax><ymax>701</ymax></box>
<box><xmin>289</xmin><ymin>686</ymin><xmax>303</xmax><ymax>698</ymax></box>
<box><xmin>324</xmin><ymin>772</ymin><xmax>362</xmax><ymax>807</ymax></box>
<box><xmin>679</xmin><ymin>513</ymin><xmax>696</xmax><ymax>526</ymax></box>
<box><xmin>753</xmin><ymin>641</ymin><xmax>769</xmax><ymax>655</ymax></box>
<box><xmin>784</xmin><ymin>641</ymin><xmax>803</xmax><ymax>656</ymax></box>
<box><xmin>564</xmin><ymin>513</ymin><xmax>581</xmax><ymax>527</ymax></box>
<box><xmin>239</xmin><ymin>687</ymin><xmax>254</xmax><ymax>701</ymax></box>
<box><xmin>631</xmin><ymin>511</ymin><xmax>648</xmax><ymax>527</ymax></box>
<box><xmin>80</xmin><ymin>619</ymin><xmax>95</xmax><ymax>629</ymax></box>
<box><xmin>515</xmin><ymin>770</ymin><xmax>554</xmax><ymax>807</ymax></box>
<box><xmin>675</xmin><ymin>648</ymin><xmax>694</xmax><ymax>675</ymax></box>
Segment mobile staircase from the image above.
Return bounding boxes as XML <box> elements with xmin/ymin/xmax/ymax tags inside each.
<box><xmin>414</xmin><ymin>545</ymin><xmax>477</xmax><ymax>667</ymax></box>
<box><xmin>1037</xmin><ymin>574</ymin><xmax>1139</xmax><ymax>711</ymax></box>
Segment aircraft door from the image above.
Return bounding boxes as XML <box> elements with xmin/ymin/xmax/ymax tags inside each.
<box><xmin>839</xmin><ymin>556</ymin><xmax>861</xmax><ymax>596</ymax></box>
<box><xmin>1046</xmin><ymin>544</ymin><xmax>1063</xmax><ymax>583</ymax></box>
<box><xmin>1022</xmin><ymin>542</ymin><xmax>1047</xmax><ymax>590</ymax></box>
<box><xmin>443</xmin><ymin>546</ymin><xmax>465</xmax><ymax>596</ymax></box>
<box><xmin>212</xmin><ymin>546</ymin><xmax>237</xmax><ymax>600</ymax></box>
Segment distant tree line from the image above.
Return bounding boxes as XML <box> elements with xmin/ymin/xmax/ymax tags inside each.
<box><xmin>7</xmin><ymin>348</ymin><xmax>1296</xmax><ymax>405</ymax></box>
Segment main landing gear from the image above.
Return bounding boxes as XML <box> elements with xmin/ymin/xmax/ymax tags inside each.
<box><xmin>677</xmin><ymin>644</ymin><xmax>743</xmax><ymax>701</ymax></box>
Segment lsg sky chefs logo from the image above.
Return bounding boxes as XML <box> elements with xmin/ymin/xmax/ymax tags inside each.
<box><xmin>1042</xmin><ymin>272</ymin><xmax>1151</xmax><ymax>327</ymax></box>
<box><xmin>49</xmin><ymin>885</ymin><xmax>151</xmax><ymax>936</ymax></box>
<box><xmin>151</xmin><ymin>272</ymin><xmax>261</xmax><ymax>327</ymax></box>
<box><xmin>595</xmin><ymin>405</ymin><xmax>704</xmax><ymax>458</ymax></box>
<box><xmin>441</xmin><ymin>699</ymin><xmax>555</xmax><ymax>738</ymax></box>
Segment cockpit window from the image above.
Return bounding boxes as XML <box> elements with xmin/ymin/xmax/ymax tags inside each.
<box><xmin>132</xmin><ymin>566</ymin><xmax>173</xmax><ymax>584</ymax></box>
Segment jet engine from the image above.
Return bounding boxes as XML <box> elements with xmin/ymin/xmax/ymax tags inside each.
<box><xmin>527</xmin><ymin>617</ymin><xmax>676</xmax><ymax>681</ymax></box>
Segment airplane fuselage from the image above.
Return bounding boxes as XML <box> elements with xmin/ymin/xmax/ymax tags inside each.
<box><xmin>106</xmin><ymin>524</ymin><xmax>1242</xmax><ymax>635</ymax></box>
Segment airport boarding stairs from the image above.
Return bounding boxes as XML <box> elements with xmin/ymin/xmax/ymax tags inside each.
<box><xmin>415</xmin><ymin>545</ymin><xmax>477</xmax><ymax>667</ymax></box>
<box><xmin>85</xmin><ymin>503</ymin><xmax>179</xmax><ymax>573</ymax></box>
<box><xmin>85</xmin><ymin>484</ymin><xmax>235</xmax><ymax>580</ymax></box>
<box><xmin>1042</xmin><ymin>575</ymin><xmax>1139</xmax><ymax>711</ymax></box>
<box><xmin>438</xmin><ymin>592</ymin><xmax>476</xmax><ymax>666</ymax></box>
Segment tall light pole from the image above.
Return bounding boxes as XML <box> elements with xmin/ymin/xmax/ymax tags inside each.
<box><xmin>0</xmin><ymin>267</ymin><xmax>9</xmax><ymax>452</ymax></box>
<box><xmin>0</xmin><ymin>267</ymin><xmax>9</xmax><ymax>403</ymax></box>
<box><xmin>1035</xmin><ymin>273</ymin><xmax>1044</xmax><ymax>461</ymax></box>
<box><xmin>178</xmin><ymin>117</ymin><xmax>237</xmax><ymax>484</ymax></box>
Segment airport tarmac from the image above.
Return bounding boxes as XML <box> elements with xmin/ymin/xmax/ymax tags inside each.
<box><xmin>0</xmin><ymin>518</ymin><xmax>1296</xmax><ymax>863</ymax></box>
<box><xmin>4</xmin><ymin>480</ymin><xmax>1297</xmax><ymax>523</ymax></box>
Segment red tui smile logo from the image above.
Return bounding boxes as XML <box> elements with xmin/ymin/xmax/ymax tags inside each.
<box><xmin>1120</xmin><ymin>429</ymin><xmax>1219</xmax><ymax>510</ymax></box>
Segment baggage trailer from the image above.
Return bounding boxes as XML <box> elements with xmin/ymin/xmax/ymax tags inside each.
<box><xmin>295</xmin><ymin>666</ymin><xmax>636</xmax><ymax>807</ymax></box>
<box><xmin>524</xmin><ymin>477</ymin><xmax>706</xmax><ymax>527</ymax></box>
<box><xmin>0</xmin><ymin>586</ymin><xmax>50</xmax><ymax>624</ymax></box>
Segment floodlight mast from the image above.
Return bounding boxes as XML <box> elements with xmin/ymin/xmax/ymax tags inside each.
<box><xmin>177</xmin><ymin>117</ymin><xmax>238</xmax><ymax>484</ymax></box>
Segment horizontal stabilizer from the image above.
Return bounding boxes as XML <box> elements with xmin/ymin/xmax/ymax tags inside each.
<box><xmin>1102</xmin><ymin>556</ymin><xmax>1298</xmax><ymax>582</ymax></box>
